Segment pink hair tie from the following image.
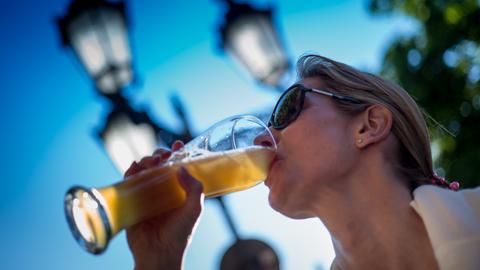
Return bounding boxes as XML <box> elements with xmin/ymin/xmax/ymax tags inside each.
<box><xmin>449</xmin><ymin>181</ymin><xmax>460</xmax><ymax>191</ymax></box>
<box><xmin>431</xmin><ymin>174</ymin><xmax>460</xmax><ymax>191</ymax></box>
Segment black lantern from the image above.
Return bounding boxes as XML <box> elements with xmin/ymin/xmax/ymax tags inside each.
<box><xmin>219</xmin><ymin>0</ymin><xmax>290</xmax><ymax>88</ymax></box>
<box><xmin>97</xmin><ymin>94</ymin><xmax>177</xmax><ymax>173</ymax></box>
<box><xmin>58</xmin><ymin>0</ymin><xmax>133</xmax><ymax>95</ymax></box>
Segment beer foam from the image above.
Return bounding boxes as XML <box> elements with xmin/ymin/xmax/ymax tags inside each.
<box><xmin>167</xmin><ymin>145</ymin><xmax>271</xmax><ymax>165</ymax></box>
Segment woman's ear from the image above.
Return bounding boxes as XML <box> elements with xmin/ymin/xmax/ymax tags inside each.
<box><xmin>355</xmin><ymin>104</ymin><xmax>393</xmax><ymax>148</ymax></box>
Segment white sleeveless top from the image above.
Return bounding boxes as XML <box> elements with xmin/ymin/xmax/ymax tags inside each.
<box><xmin>410</xmin><ymin>185</ymin><xmax>480</xmax><ymax>270</ymax></box>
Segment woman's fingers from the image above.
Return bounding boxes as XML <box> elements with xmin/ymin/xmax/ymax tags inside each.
<box><xmin>139</xmin><ymin>155</ymin><xmax>161</xmax><ymax>167</ymax></box>
<box><xmin>124</xmin><ymin>161</ymin><xmax>140</xmax><ymax>177</ymax></box>
<box><xmin>125</xmin><ymin>158</ymin><xmax>157</xmax><ymax>178</ymax></box>
<box><xmin>125</xmin><ymin>147</ymin><xmax>172</xmax><ymax>178</ymax></box>
<box><xmin>172</xmin><ymin>140</ymin><xmax>185</xmax><ymax>152</ymax></box>
<box><xmin>167</xmin><ymin>168</ymin><xmax>204</xmax><ymax>238</ymax></box>
<box><xmin>177</xmin><ymin>168</ymin><xmax>204</xmax><ymax>218</ymax></box>
<box><xmin>153</xmin><ymin>148</ymin><xmax>172</xmax><ymax>159</ymax></box>
<box><xmin>124</xmin><ymin>141</ymin><xmax>185</xmax><ymax>179</ymax></box>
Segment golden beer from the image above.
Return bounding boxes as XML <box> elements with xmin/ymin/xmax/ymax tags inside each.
<box><xmin>66</xmin><ymin>146</ymin><xmax>275</xmax><ymax>253</ymax></box>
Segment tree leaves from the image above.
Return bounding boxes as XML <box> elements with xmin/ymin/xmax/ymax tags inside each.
<box><xmin>369</xmin><ymin>0</ymin><xmax>480</xmax><ymax>187</ymax></box>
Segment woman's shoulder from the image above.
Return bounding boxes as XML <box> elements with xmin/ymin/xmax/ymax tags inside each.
<box><xmin>410</xmin><ymin>185</ymin><xmax>480</xmax><ymax>237</ymax></box>
<box><xmin>410</xmin><ymin>185</ymin><xmax>480</xmax><ymax>270</ymax></box>
<box><xmin>411</xmin><ymin>185</ymin><xmax>480</xmax><ymax>222</ymax></box>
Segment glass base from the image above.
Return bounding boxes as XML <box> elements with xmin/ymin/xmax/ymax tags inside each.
<box><xmin>64</xmin><ymin>186</ymin><xmax>112</xmax><ymax>254</ymax></box>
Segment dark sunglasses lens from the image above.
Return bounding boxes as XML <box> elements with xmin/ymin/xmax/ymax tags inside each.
<box><xmin>272</xmin><ymin>87</ymin><xmax>303</xmax><ymax>128</ymax></box>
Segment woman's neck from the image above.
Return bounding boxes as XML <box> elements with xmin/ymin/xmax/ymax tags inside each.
<box><xmin>313</xmin><ymin>160</ymin><xmax>438</xmax><ymax>270</ymax></box>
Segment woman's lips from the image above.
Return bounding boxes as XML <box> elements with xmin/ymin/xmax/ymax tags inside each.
<box><xmin>269</xmin><ymin>155</ymin><xmax>280</xmax><ymax>172</ymax></box>
<box><xmin>265</xmin><ymin>155</ymin><xmax>281</xmax><ymax>187</ymax></box>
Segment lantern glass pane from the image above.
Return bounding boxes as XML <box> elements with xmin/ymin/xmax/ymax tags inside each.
<box><xmin>227</xmin><ymin>15</ymin><xmax>288</xmax><ymax>86</ymax></box>
<box><xmin>102</xmin><ymin>9</ymin><xmax>131</xmax><ymax>66</ymax></box>
<box><xmin>103</xmin><ymin>116</ymin><xmax>157</xmax><ymax>173</ymax></box>
<box><xmin>69</xmin><ymin>13</ymin><xmax>107</xmax><ymax>77</ymax></box>
<box><xmin>105</xmin><ymin>129</ymin><xmax>134</xmax><ymax>173</ymax></box>
<box><xmin>232</xmin><ymin>21</ymin><xmax>270</xmax><ymax>77</ymax></box>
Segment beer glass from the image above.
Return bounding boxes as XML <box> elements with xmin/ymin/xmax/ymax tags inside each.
<box><xmin>64</xmin><ymin>115</ymin><xmax>276</xmax><ymax>254</ymax></box>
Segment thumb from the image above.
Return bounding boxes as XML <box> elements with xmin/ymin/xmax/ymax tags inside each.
<box><xmin>178</xmin><ymin>168</ymin><xmax>204</xmax><ymax>218</ymax></box>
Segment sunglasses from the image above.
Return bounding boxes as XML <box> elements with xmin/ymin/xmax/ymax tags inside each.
<box><xmin>268</xmin><ymin>84</ymin><xmax>361</xmax><ymax>129</ymax></box>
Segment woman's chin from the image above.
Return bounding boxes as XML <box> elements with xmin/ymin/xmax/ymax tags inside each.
<box><xmin>268</xmin><ymin>193</ymin><xmax>314</xmax><ymax>219</ymax></box>
<box><xmin>267</xmin><ymin>191</ymin><xmax>283</xmax><ymax>212</ymax></box>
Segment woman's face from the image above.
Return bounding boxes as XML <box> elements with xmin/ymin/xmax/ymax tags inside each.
<box><xmin>265</xmin><ymin>77</ymin><xmax>360</xmax><ymax>219</ymax></box>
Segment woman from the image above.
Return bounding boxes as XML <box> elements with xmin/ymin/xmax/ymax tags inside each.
<box><xmin>125</xmin><ymin>54</ymin><xmax>480</xmax><ymax>270</ymax></box>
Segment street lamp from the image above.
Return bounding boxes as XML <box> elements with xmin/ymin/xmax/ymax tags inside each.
<box><xmin>57</xmin><ymin>0</ymin><xmax>180</xmax><ymax>174</ymax></box>
<box><xmin>58</xmin><ymin>0</ymin><xmax>133</xmax><ymax>95</ymax></box>
<box><xmin>219</xmin><ymin>0</ymin><xmax>290</xmax><ymax>88</ymax></box>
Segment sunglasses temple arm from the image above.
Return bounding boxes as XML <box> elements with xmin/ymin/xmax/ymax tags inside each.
<box><xmin>312</xmin><ymin>89</ymin><xmax>360</xmax><ymax>103</ymax></box>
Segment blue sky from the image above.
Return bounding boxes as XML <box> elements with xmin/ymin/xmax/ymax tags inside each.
<box><xmin>0</xmin><ymin>0</ymin><xmax>415</xmax><ymax>269</ymax></box>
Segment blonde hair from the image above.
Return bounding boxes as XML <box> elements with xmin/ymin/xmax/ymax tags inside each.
<box><xmin>297</xmin><ymin>54</ymin><xmax>433</xmax><ymax>189</ymax></box>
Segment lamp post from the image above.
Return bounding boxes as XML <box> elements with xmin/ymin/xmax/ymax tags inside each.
<box><xmin>58</xmin><ymin>0</ymin><xmax>133</xmax><ymax>95</ymax></box>
<box><xmin>218</xmin><ymin>0</ymin><xmax>291</xmax><ymax>89</ymax></box>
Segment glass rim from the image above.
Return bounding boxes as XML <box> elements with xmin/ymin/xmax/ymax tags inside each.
<box><xmin>64</xmin><ymin>185</ymin><xmax>112</xmax><ymax>255</ymax></box>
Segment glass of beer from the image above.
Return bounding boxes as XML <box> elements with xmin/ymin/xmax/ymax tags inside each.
<box><xmin>64</xmin><ymin>115</ymin><xmax>276</xmax><ymax>254</ymax></box>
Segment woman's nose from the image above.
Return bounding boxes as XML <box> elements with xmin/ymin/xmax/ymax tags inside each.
<box><xmin>254</xmin><ymin>128</ymin><xmax>278</xmax><ymax>148</ymax></box>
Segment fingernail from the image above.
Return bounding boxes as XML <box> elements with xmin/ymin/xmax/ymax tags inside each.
<box><xmin>173</xmin><ymin>140</ymin><xmax>184</xmax><ymax>148</ymax></box>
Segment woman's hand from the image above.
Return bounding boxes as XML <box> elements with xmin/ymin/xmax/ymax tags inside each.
<box><xmin>124</xmin><ymin>141</ymin><xmax>204</xmax><ymax>270</ymax></box>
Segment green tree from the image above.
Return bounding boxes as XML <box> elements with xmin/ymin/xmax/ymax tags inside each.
<box><xmin>368</xmin><ymin>0</ymin><xmax>480</xmax><ymax>188</ymax></box>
